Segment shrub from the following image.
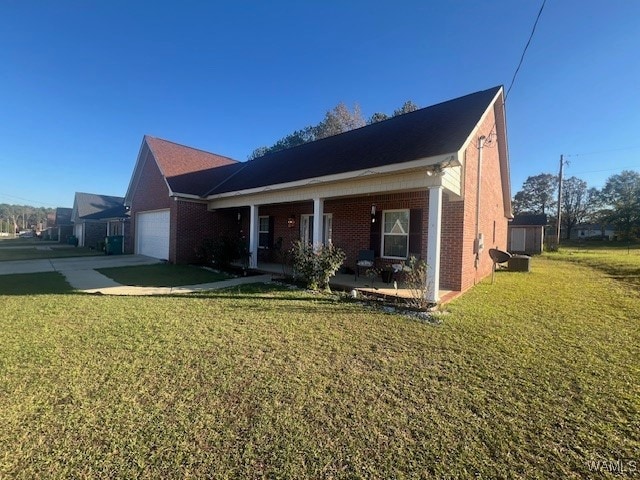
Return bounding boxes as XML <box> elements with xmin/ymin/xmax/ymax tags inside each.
<box><xmin>197</xmin><ymin>237</ymin><xmax>248</xmax><ymax>269</ymax></box>
<box><xmin>403</xmin><ymin>256</ymin><xmax>432</xmax><ymax>310</ymax></box>
<box><xmin>290</xmin><ymin>241</ymin><xmax>346</xmax><ymax>291</ymax></box>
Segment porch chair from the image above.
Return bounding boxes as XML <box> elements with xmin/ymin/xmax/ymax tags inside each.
<box><xmin>355</xmin><ymin>249</ymin><xmax>375</xmax><ymax>281</ymax></box>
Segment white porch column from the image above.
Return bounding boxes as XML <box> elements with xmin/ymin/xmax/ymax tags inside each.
<box><xmin>426</xmin><ymin>186</ymin><xmax>443</xmax><ymax>303</ymax></box>
<box><xmin>312</xmin><ymin>197</ymin><xmax>324</xmax><ymax>248</ymax></box>
<box><xmin>249</xmin><ymin>204</ymin><xmax>259</xmax><ymax>268</ymax></box>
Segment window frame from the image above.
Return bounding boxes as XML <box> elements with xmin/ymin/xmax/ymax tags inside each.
<box><xmin>381</xmin><ymin>209</ymin><xmax>410</xmax><ymax>259</ymax></box>
<box><xmin>258</xmin><ymin>215</ymin><xmax>270</xmax><ymax>249</ymax></box>
<box><xmin>300</xmin><ymin>213</ymin><xmax>333</xmax><ymax>245</ymax></box>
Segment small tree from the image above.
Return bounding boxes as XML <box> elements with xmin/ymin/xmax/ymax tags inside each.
<box><xmin>290</xmin><ymin>241</ymin><xmax>346</xmax><ymax>291</ymax></box>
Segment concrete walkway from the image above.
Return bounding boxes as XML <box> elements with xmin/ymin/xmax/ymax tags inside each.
<box><xmin>0</xmin><ymin>254</ymin><xmax>273</xmax><ymax>295</ymax></box>
<box><xmin>78</xmin><ymin>274</ymin><xmax>273</xmax><ymax>296</ymax></box>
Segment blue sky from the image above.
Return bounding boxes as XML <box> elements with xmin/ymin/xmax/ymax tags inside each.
<box><xmin>1</xmin><ymin>1</ymin><xmax>639</xmax><ymax>208</ymax></box>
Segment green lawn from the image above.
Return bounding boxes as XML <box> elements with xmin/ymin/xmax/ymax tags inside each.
<box><xmin>0</xmin><ymin>256</ymin><xmax>638</xmax><ymax>478</ymax></box>
<box><xmin>552</xmin><ymin>243</ymin><xmax>640</xmax><ymax>291</ymax></box>
<box><xmin>0</xmin><ymin>272</ymin><xmax>73</xmax><ymax>295</ymax></box>
<box><xmin>0</xmin><ymin>245</ymin><xmax>101</xmax><ymax>261</ymax></box>
<box><xmin>97</xmin><ymin>264</ymin><xmax>232</xmax><ymax>287</ymax></box>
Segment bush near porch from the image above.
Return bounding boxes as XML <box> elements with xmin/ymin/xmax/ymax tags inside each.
<box><xmin>0</xmin><ymin>254</ymin><xmax>637</xmax><ymax>478</ymax></box>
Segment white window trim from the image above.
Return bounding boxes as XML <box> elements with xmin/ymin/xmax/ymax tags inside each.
<box><xmin>300</xmin><ymin>213</ymin><xmax>333</xmax><ymax>245</ymax></box>
<box><xmin>381</xmin><ymin>209</ymin><xmax>410</xmax><ymax>260</ymax></box>
<box><xmin>258</xmin><ymin>215</ymin><xmax>269</xmax><ymax>249</ymax></box>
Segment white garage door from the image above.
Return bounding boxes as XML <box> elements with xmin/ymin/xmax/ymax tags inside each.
<box><xmin>136</xmin><ymin>210</ymin><xmax>170</xmax><ymax>260</ymax></box>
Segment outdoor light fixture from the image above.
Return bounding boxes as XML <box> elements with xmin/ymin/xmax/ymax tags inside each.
<box><xmin>237</xmin><ymin>212</ymin><xmax>241</xmax><ymax>222</ymax></box>
<box><xmin>426</xmin><ymin>163</ymin><xmax>444</xmax><ymax>177</ymax></box>
<box><xmin>371</xmin><ymin>205</ymin><xmax>376</xmax><ymax>223</ymax></box>
<box><xmin>287</xmin><ymin>215</ymin><xmax>296</xmax><ymax>228</ymax></box>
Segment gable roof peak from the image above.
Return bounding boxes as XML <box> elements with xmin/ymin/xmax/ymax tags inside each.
<box><xmin>143</xmin><ymin>134</ymin><xmax>239</xmax><ymax>181</ymax></box>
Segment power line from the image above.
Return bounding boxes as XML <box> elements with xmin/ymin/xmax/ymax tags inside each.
<box><xmin>480</xmin><ymin>0</ymin><xmax>547</xmax><ymax>149</ymax></box>
<box><xmin>505</xmin><ymin>0</ymin><xmax>547</xmax><ymax>102</ymax></box>
<box><xmin>569</xmin><ymin>165</ymin><xmax>640</xmax><ymax>176</ymax></box>
<box><xmin>0</xmin><ymin>192</ymin><xmax>58</xmax><ymax>208</ymax></box>
<box><xmin>565</xmin><ymin>145</ymin><xmax>640</xmax><ymax>158</ymax></box>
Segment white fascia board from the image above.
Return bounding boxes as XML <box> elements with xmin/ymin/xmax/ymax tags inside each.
<box><xmin>205</xmin><ymin>152</ymin><xmax>458</xmax><ymax>202</ymax></box>
<box><xmin>169</xmin><ymin>194</ymin><xmax>208</xmax><ymax>203</ymax></box>
<box><xmin>124</xmin><ymin>138</ymin><xmax>149</xmax><ymax>206</ymax></box>
<box><xmin>124</xmin><ymin>138</ymin><xmax>177</xmax><ymax>205</ymax></box>
<box><xmin>208</xmin><ymin>162</ymin><xmax>460</xmax><ymax>210</ymax></box>
<box><xmin>458</xmin><ymin>87</ymin><xmax>504</xmax><ymax>155</ymax></box>
<box><xmin>70</xmin><ymin>197</ymin><xmax>79</xmax><ymax>222</ymax></box>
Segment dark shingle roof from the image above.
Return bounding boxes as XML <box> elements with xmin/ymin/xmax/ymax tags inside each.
<box><xmin>74</xmin><ymin>192</ymin><xmax>125</xmax><ymax>220</ymax></box>
<box><xmin>511</xmin><ymin>214</ymin><xmax>548</xmax><ymax>226</ymax></box>
<box><xmin>54</xmin><ymin>207</ymin><xmax>72</xmax><ymax>226</ymax></box>
<box><xmin>168</xmin><ymin>163</ymin><xmax>246</xmax><ymax>197</ymax></box>
<box><xmin>207</xmin><ymin>86</ymin><xmax>502</xmax><ymax>196</ymax></box>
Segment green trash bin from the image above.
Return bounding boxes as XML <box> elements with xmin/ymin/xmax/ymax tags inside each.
<box><xmin>105</xmin><ymin>235</ymin><xmax>124</xmax><ymax>255</ymax></box>
<box><xmin>68</xmin><ymin>235</ymin><xmax>78</xmax><ymax>246</ymax></box>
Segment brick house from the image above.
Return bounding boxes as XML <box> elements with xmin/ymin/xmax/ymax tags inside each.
<box><xmin>71</xmin><ymin>192</ymin><xmax>127</xmax><ymax>249</ymax></box>
<box><xmin>53</xmin><ymin>207</ymin><xmax>73</xmax><ymax>243</ymax></box>
<box><xmin>123</xmin><ymin>136</ymin><xmax>239</xmax><ymax>260</ymax></box>
<box><xmin>124</xmin><ymin>86</ymin><xmax>512</xmax><ymax>302</ymax></box>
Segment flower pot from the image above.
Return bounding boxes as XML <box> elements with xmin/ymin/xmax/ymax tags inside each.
<box><xmin>381</xmin><ymin>270</ymin><xmax>393</xmax><ymax>284</ymax></box>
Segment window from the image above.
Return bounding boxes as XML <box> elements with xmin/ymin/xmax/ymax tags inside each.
<box><xmin>258</xmin><ymin>216</ymin><xmax>270</xmax><ymax>248</ymax></box>
<box><xmin>382</xmin><ymin>210</ymin><xmax>409</xmax><ymax>258</ymax></box>
<box><xmin>300</xmin><ymin>214</ymin><xmax>333</xmax><ymax>245</ymax></box>
<box><xmin>108</xmin><ymin>221</ymin><xmax>122</xmax><ymax>236</ymax></box>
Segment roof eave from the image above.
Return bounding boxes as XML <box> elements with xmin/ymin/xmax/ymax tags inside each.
<box><xmin>204</xmin><ymin>153</ymin><xmax>459</xmax><ymax>201</ymax></box>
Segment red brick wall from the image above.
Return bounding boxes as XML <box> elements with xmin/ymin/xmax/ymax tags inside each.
<box><xmin>171</xmin><ymin>200</ymin><xmax>217</xmax><ymax>264</ymax></box>
<box><xmin>125</xmin><ymin>144</ymin><xmax>172</xmax><ymax>255</ymax></box>
<box><xmin>457</xmin><ymin>104</ymin><xmax>509</xmax><ymax>292</ymax></box>
<box><xmin>84</xmin><ymin>221</ymin><xmax>107</xmax><ymax>250</ymax></box>
<box><xmin>441</xmin><ymin>196</ymin><xmax>465</xmax><ymax>291</ymax></box>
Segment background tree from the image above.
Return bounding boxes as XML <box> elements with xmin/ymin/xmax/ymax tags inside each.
<box><xmin>314</xmin><ymin>102</ymin><xmax>365</xmax><ymax>139</ymax></box>
<box><xmin>0</xmin><ymin>203</ymin><xmax>55</xmax><ymax>233</ymax></box>
<box><xmin>367</xmin><ymin>112</ymin><xmax>389</xmax><ymax>124</ymax></box>
<box><xmin>512</xmin><ymin>173</ymin><xmax>557</xmax><ymax>215</ymax></box>
<box><xmin>560</xmin><ymin>176</ymin><xmax>592</xmax><ymax>239</ymax></box>
<box><xmin>599</xmin><ymin>170</ymin><xmax>640</xmax><ymax>240</ymax></box>
<box><xmin>393</xmin><ymin>100</ymin><xmax>419</xmax><ymax>116</ymax></box>
<box><xmin>249</xmin><ymin>100</ymin><xmax>419</xmax><ymax>159</ymax></box>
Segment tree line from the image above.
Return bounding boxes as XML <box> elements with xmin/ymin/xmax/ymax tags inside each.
<box><xmin>248</xmin><ymin>100</ymin><xmax>419</xmax><ymax>159</ymax></box>
<box><xmin>0</xmin><ymin>203</ymin><xmax>55</xmax><ymax>233</ymax></box>
<box><xmin>512</xmin><ymin>170</ymin><xmax>640</xmax><ymax>240</ymax></box>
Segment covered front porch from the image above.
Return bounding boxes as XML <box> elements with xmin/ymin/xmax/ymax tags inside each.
<box><xmin>208</xmin><ymin>156</ymin><xmax>464</xmax><ymax>303</ymax></box>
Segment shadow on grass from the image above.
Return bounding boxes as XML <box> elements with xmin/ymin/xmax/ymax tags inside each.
<box><xmin>0</xmin><ymin>272</ymin><xmax>75</xmax><ymax>295</ymax></box>
<box><xmin>96</xmin><ymin>264</ymin><xmax>234</xmax><ymax>288</ymax></box>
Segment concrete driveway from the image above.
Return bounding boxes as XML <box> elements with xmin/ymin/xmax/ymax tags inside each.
<box><xmin>0</xmin><ymin>254</ymin><xmax>161</xmax><ymax>276</ymax></box>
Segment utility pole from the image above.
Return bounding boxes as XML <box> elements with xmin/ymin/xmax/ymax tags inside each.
<box><xmin>555</xmin><ymin>155</ymin><xmax>564</xmax><ymax>246</ymax></box>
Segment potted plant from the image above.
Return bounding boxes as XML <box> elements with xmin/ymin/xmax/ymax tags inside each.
<box><xmin>380</xmin><ymin>267</ymin><xmax>394</xmax><ymax>284</ymax></box>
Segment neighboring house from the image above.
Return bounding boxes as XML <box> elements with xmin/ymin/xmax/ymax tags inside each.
<box><xmin>508</xmin><ymin>214</ymin><xmax>547</xmax><ymax>255</ymax></box>
<box><xmin>124</xmin><ymin>86</ymin><xmax>512</xmax><ymax>302</ymax></box>
<box><xmin>53</xmin><ymin>207</ymin><xmax>73</xmax><ymax>243</ymax></box>
<box><xmin>71</xmin><ymin>192</ymin><xmax>127</xmax><ymax>249</ymax></box>
<box><xmin>571</xmin><ymin>223</ymin><xmax>615</xmax><ymax>241</ymax></box>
